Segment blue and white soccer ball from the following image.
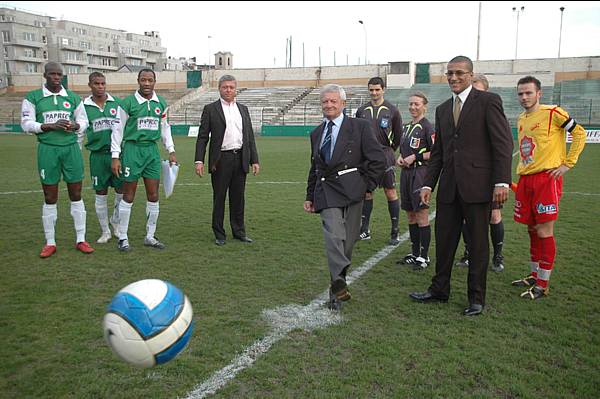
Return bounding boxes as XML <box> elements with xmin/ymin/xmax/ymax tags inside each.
<box><xmin>103</xmin><ymin>279</ymin><xmax>194</xmax><ymax>368</ymax></box>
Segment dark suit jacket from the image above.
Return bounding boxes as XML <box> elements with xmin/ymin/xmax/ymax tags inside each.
<box><xmin>424</xmin><ymin>89</ymin><xmax>513</xmax><ymax>203</ymax></box>
<box><xmin>194</xmin><ymin>99</ymin><xmax>259</xmax><ymax>173</ymax></box>
<box><xmin>306</xmin><ymin>116</ymin><xmax>385</xmax><ymax>213</ymax></box>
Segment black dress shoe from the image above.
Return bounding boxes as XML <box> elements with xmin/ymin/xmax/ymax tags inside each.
<box><xmin>331</xmin><ymin>279</ymin><xmax>351</xmax><ymax>301</ymax></box>
<box><xmin>463</xmin><ymin>304</ymin><xmax>484</xmax><ymax>316</ymax></box>
<box><xmin>215</xmin><ymin>239</ymin><xmax>226</xmax><ymax>246</ymax></box>
<box><xmin>234</xmin><ymin>236</ymin><xmax>253</xmax><ymax>243</ymax></box>
<box><xmin>409</xmin><ymin>290</ymin><xmax>448</xmax><ymax>303</ymax></box>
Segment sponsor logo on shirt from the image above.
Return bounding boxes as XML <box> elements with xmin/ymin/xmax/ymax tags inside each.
<box><xmin>137</xmin><ymin>117</ymin><xmax>159</xmax><ymax>131</ymax></box>
<box><xmin>63</xmin><ymin>101</ymin><xmax>72</xmax><ymax>109</ymax></box>
<box><xmin>536</xmin><ymin>202</ymin><xmax>557</xmax><ymax>214</ymax></box>
<box><xmin>519</xmin><ymin>135</ymin><xmax>535</xmax><ymax>165</ymax></box>
<box><xmin>42</xmin><ymin>111</ymin><xmax>71</xmax><ymax>124</ymax></box>
<box><xmin>109</xmin><ymin>108</ymin><xmax>117</xmax><ymax>116</ymax></box>
<box><xmin>92</xmin><ymin>117</ymin><xmax>118</xmax><ymax>132</ymax></box>
<box><xmin>410</xmin><ymin>137</ymin><xmax>421</xmax><ymax>149</ymax></box>
<box><xmin>154</xmin><ymin>107</ymin><xmax>161</xmax><ymax>115</ymax></box>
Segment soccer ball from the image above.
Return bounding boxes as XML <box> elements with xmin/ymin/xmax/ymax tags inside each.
<box><xmin>103</xmin><ymin>279</ymin><xmax>194</xmax><ymax>368</ymax></box>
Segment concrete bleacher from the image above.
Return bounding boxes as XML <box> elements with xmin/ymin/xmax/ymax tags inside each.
<box><xmin>0</xmin><ymin>93</ymin><xmax>26</xmax><ymax>125</ymax></box>
<box><xmin>553</xmin><ymin>80</ymin><xmax>600</xmax><ymax>125</ymax></box>
<box><xmin>3</xmin><ymin>80</ymin><xmax>598</xmax><ymax>131</ymax></box>
<box><xmin>387</xmin><ymin>84</ymin><xmax>555</xmax><ymax>128</ymax></box>
<box><xmin>275</xmin><ymin>86</ymin><xmax>372</xmax><ymax>126</ymax></box>
<box><xmin>164</xmin><ymin>81</ymin><xmax>600</xmax><ymax>129</ymax></box>
<box><xmin>168</xmin><ymin>86</ymin><xmax>316</xmax><ymax>130</ymax></box>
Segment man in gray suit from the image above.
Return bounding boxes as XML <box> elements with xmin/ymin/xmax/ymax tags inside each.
<box><xmin>304</xmin><ymin>84</ymin><xmax>385</xmax><ymax>310</ymax></box>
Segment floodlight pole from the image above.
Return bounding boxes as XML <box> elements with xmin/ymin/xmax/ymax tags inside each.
<box><xmin>558</xmin><ymin>7</ymin><xmax>565</xmax><ymax>58</ymax></box>
<box><xmin>476</xmin><ymin>2</ymin><xmax>482</xmax><ymax>60</ymax></box>
<box><xmin>358</xmin><ymin>20</ymin><xmax>367</xmax><ymax>65</ymax></box>
<box><xmin>512</xmin><ymin>6</ymin><xmax>525</xmax><ymax>59</ymax></box>
<box><xmin>207</xmin><ymin>35</ymin><xmax>212</xmax><ymax>66</ymax></box>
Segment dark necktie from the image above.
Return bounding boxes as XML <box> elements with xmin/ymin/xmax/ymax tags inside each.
<box><xmin>321</xmin><ymin>120</ymin><xmax>335</xmax><ymax>163</ymax></box>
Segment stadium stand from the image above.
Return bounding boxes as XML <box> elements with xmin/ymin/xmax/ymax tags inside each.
<box><xmin>2</xmin><ymin>80</ymin><xmax>598</xmax><ymax>131</ymax></box>
<box><xmin>553</xmin><ymin>80</ymin><xmax>600</xmax><ymax>126</ymax></box>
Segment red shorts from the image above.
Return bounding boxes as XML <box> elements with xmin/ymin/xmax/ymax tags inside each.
<box><xmin>514</xmin><ymin>172</ymin><xmax>562</xmax><ymax>225</ymax></box>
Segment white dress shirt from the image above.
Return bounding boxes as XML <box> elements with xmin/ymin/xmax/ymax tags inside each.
<box><xmin>452</xmin><ymin>85</ymin><xmax>472</xmax><ymax>112</ymax></box>
<box><xmin>220</xmin><ymin>98</ymin><xmax>243</xmax><ymax>151</ymax></box>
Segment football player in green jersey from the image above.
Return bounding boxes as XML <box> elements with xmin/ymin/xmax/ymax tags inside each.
<box><xmin>84</xmin><ymin>72</ymin><xmax>123</xmax><ymax>244</ymax></box>
<box><xmin>21</xmin><ymin>62</ymin><xmax>94</xmax><ymax>258</ymax></box>
<box><xmin>110</xmin><ymin>69</ymin><xmax>177</xmax><ymax>252</ymax></box>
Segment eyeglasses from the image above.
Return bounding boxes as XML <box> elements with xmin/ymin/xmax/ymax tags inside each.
<box><xmin>445</xmin><ymin>70</ymin><xmax>471</xmax><ymax>77</ymax></box>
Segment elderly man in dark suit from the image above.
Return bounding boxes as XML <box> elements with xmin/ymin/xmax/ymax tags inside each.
<box><xmin>409</xmin><ymin>56</ymin><xmax>513</xmax><ymax>316</ymax></box>
<box><xmin>304</xmin><ymin>84</ymin><xmax>385</xmax><ymax>310</ymax></box>
<box><xmin>195</xmin><ymin>75</ymin><xmax>260</xmax><ymax>246</ymax></box>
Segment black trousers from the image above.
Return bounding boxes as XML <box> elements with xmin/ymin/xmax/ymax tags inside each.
<box><xmin>210</xmin><ymin>151</ymin><xmax>247</xmax><ymax>240</ymax></box>
<box><xmin>429</xmin><ymin>191</ymin><xmax>491</xmax><ymax>306</ymax></box>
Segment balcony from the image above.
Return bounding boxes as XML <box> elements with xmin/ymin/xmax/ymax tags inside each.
<box><xmin>87</xmin><ymin>63</ymin><xmax>119</xmax><ymax>71</ymax></box>
<box><xmin>140</xmin><ymin>45</ymin><xmax>166</xmax><ymax>54</ymax></box>
<box><xmin>9</xmin><ymin>38</ymin><xmax>46</xmax><ymax>48</ymax></box>
<box><xmin>11</xmin><ymin>55</ymin><xmax>45</xmax><ymax>62</ymax></box>
<box><xmin>124</xmin><ymin>53</ymin><xmax>145</xmax><ymax>60</ymax></box>
<box><xmin>58</xmin><ymin>43</ymin><xmax>86</xmax><ymax>52</ymax></box>
<box><xmin>60</xmin><ymin>58</ymin><xmax>87</xmax><ymax>66</ymax></box>
<box><xmin>87</xmin><ymin>49</ymin><xmax>119</xmax><ymax>58</ymax></box>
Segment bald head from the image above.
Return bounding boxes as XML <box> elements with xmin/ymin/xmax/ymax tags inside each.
<box><xmin>43</xmin><ymin>62</ymin><xmax>64</xmax><ymax>92</ymax></box>
<box><xmin>44</xmin><ymin>62</ymin><xmax>63</xmax><ymax>74</ymax></box>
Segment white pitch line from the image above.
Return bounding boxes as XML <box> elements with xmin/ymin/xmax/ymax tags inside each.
<box><xmin>183</xmin><ymin>151</ymin><xmax>537</xmax><ymax>398</ymax></box>
<box><xmin>0</xmin><ymin>189</ymin><xmax>44</xmax><ymax>195</ymax></box>
<box><xmin>562</xmin><ymin>191</ymin><xmax>600</xmax><ymax>196</ymax></box>
<box><xmin>184</xmin><ymin>212</ymin><xmax>436</xmax><ymax>399</ymax></box>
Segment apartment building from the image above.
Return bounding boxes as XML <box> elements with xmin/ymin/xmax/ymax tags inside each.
<box><xmin>0</xmin><ymin>6</ymin><xmax>167</xmax><ymax>88</ymax></box>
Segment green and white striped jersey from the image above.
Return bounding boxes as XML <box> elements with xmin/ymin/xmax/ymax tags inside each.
<box><xmin>83</xmin><ymin>93</ymin><xmax>121</xmax><ymax>152</ymax></box>
<box><xmin>21</xmin><ymin>85</ymin><xmax>88</xmax><ymax>146</ymax></box>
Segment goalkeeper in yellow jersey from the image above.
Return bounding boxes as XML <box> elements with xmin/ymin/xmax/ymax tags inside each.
<box><xmin>512</xmin><ymin>76</ymin><xmax>586</xmax><ymax>299</ymax></box>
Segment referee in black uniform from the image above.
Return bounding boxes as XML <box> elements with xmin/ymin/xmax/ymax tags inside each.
<box><xmin>355</xmin><ymin>77</ymin><xmax>403</xmax><ymax>245</ymax></box>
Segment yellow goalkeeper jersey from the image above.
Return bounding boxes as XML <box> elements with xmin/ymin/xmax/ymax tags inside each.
<box><xmin>516</xmin><ymin>105</ymin><xmax>586</xmax><ymax>175</ymax></box>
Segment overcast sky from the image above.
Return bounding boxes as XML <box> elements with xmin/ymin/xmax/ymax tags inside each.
<box><xmin>4</xmin><ymin>1</ymin><xmax>600</xmax><ymax>68</ymax></box>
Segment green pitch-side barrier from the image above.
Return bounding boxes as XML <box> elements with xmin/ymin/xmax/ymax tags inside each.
<box><xmin>261</xmin><ymin>125</ymin><xmax>318</xmax><ymax>136</ymax></box>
